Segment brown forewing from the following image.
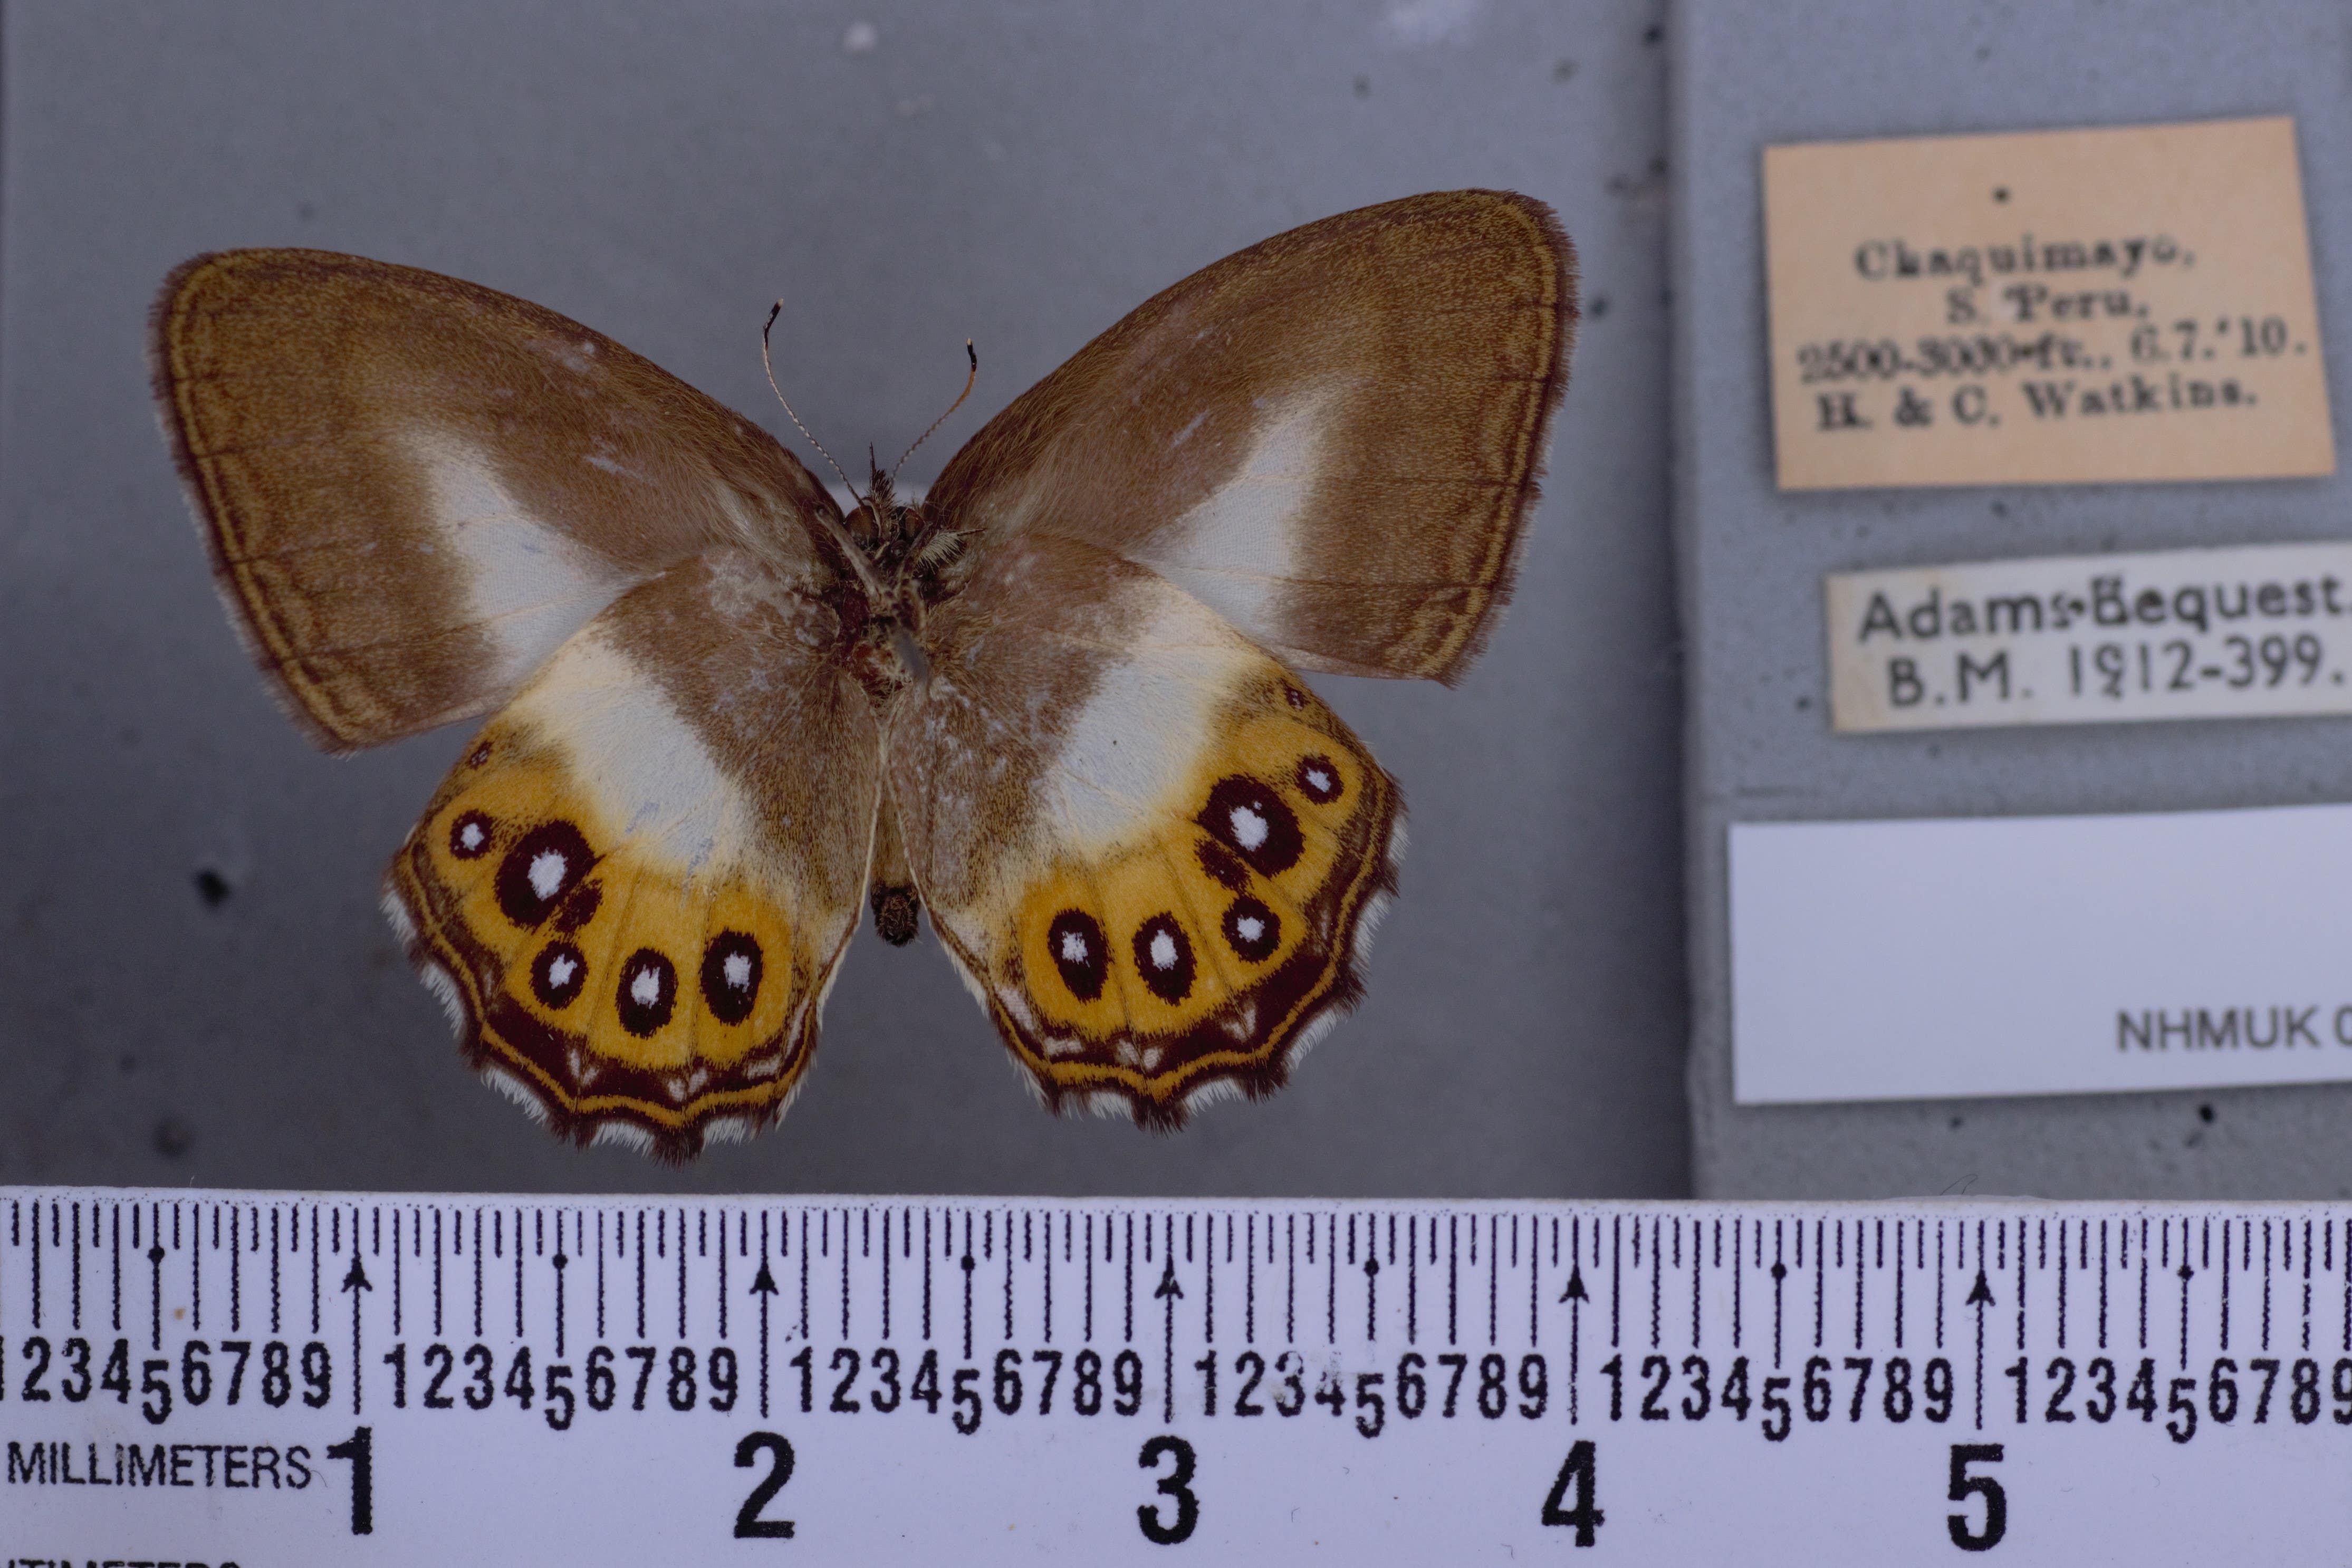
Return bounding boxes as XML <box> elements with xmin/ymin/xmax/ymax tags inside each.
<box><xmin>924</xmin><ymin>190</ymin><xmax>1576</xmax><ymax>684</ymax></box>
<box><xmin>151</xmin><ymin>250</ymin><xmax>839</xmax><ymax>751</ymax></box>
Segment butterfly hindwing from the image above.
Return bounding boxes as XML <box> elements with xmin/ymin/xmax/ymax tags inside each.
<box><xmin>925</xmin><ymin>190</ymin><xmax>1576</xmax><ymax>684</ymax></box>
<box><xmin>889</xmin><ymin>534</ymin><xmax>1399</xmax><ymax>1124</ymax></box>
<box><xmin>151</xmin><ymin>249</ymin><xmax>838</xmax><ymax>751</ymax></box>
<box><xmin>387</xmin><ymin>550</ymin><xmax>881</xmax><ymax>1156</ymax></box>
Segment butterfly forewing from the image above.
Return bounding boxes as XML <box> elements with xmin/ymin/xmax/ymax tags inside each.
<box><xmin>386</xmin><ymin>550</ymin><xmax>882</xmax><ymax>1157</ymax></box>
<box><xmin>925</xmin><ymin>189</ymin><xmax>1576</xmax><ymax>684</ymax></box>
<box><xmin>151</xmin><ymin>250</ymin><xmax>839</xmax><ymax>750</ymax></box>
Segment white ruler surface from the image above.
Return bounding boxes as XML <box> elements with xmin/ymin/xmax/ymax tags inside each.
<box><xmin>2</xmin><ymin>1190</ymin><xmax>2346</xmax><ymax>1564</ymax></box>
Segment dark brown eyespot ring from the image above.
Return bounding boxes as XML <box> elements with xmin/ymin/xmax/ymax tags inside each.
<box><xmin>1197</xmin><ymin>776</ymin><xmax>1304</xmax><ymax>876</ymax></box>
<box><xmin>699</xmin><ymin>930</ymin><xmax>764</xmax><ymax>1025</ymax></box>
<box><xmin>1048</xmin><ymin>910</ymin><xmax>1109</xmax><ymax>1002</ymax></box>
<box><xmin>1293</xmin><ymin>754</ymin><xmax>1344</xmax><ymax>804</ymax></box>
<box><xmin>530</xmin><ymin>941</ymin><xmax>588</xmax><ymax>1009</ymax></box>
<box><xmin>449</xmin><ymin>810</ymin><xmax>495</xmax><ymax>859</ymax></box>
<box><xmin>616</xmin><ymin>948</ymin><xmax>678</xmax><ymax>1036</ymax></box>
<box><xmin>1222</xmin><ymin>897</ymin><xmax>1282</xmax><ymax>963</ymax></box>
<box><xmin>494</xmin><ymin>820</ymin><xmax>595</xmax><ymax>928</ymax></box>
<box><xmin>1131</xmin><ymin>913</ymin><xmax>1196</xmax><ymax>1004</ymax></box>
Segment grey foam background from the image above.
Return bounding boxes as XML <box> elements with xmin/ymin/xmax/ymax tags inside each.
<box><xmin>1674</xmin><ymin>1</ymin><xmax>2352</xmax><ymax>1197</ymax></box>
<box><xmin>0</xmin><ymin>2</ymin><xmax>1688</xmax><ymax>1198</ymax></box>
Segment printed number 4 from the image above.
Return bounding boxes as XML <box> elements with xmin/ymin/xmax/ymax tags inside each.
<box><xmin>1541</xmin><ymin>1439</ymin><xmax>1604</xmax><ymax>1547</ymax></box>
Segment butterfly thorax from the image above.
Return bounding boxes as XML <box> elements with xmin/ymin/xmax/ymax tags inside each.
<box><xmin>825</xmin><ymin>471</ymin><xmax>968</xmax><ymax>711</ymax></box>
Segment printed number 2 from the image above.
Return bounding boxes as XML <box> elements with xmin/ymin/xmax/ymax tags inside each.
<box><xmin>1137</xmin><ymin>1435</ymin><xmax>1200</xmax><ymax>1545</ymax></box>
<box><xmin>733</xmin><ymin>1431</ymin><xmax>797</xmax><ymax>1540</ymax></box>
<box><xmin>1540</xmin><ymin>1439</ymin><xmax>1604</xmax><ymax>1547</ymax></box>
<box><xmin>1947</xmin><ymin>1444</ymin><xmax>2007</xmax><ymax>1552</ymax></box>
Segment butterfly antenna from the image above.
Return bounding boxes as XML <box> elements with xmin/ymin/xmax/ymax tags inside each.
<box><xmin>763</xmin><ymin>303</ymin><xmax>861</xmax><ymax>503</ymax></box>
<box><xmin>764</xmin><ymin>304</ymin><xmax>890</xmax><ymax>605</ymax></box>
<box><xmin>889</xmin><ymin>340</ymin><xmax>978</xmax><ymax>482</ymax></box>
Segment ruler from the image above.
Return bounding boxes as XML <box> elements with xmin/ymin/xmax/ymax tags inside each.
<box><xmin>2</xmin><ymin>1190</ymin><xmax>2345</xmax><ymax>1564</ymax></box>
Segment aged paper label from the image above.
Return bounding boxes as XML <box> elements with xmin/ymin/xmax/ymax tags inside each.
<box><xmin>1732</xmin><ymin>805</ymin><xmax>2352</xmax><ymax>1104</ymax></box>
<box><xmin>1765</xmin><ymin>117</ymin><xmax>2334</xmax><ymax>488</ymax></box>
<box><xmin>1827</xmin><ymin>542</ymin><xmax>2352</xmax><ymax>732</ymax></box>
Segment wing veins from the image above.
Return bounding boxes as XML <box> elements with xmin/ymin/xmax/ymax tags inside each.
<box><xmin>282</xmin><ymin>594</ymin><xmax>615</xmax><ymax>659</ymax></box>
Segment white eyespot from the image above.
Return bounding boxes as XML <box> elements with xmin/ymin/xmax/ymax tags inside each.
<box><xmin>1236</xmin><ymin>916</ymin><xmax>1265</xmax><ymax>942</ymax></box>
<box><xmin>1305</xmin><ymin>768</ymin><xmax>1332</xmax><ymax>793</ymax></box>
<box><xmin>631</xmin><ymin>968</ymin><xmax>663</xmax><ymax>1007</ymax></box>
<box><xmin>723</xmin><ymin>952</ymin><xmax>753</xmax><ymax>990</ymax></box>
<box><xmin>1149</xmin><ymin>930</ymin><xmax>1179</xmax><ymax>970</ymax></box>
<box><xmin>548</xmin><ymin>954</ymin><xmax>578</xmax><ymax>987</ymax></box>
<box><xmin>527</xmin><ymin>850</ymin><xmax>568</xmax><ymax>901</ymax></box>
<box><xmin>1059</xmin><ymin>930</ymin><xmax>1090</xmax><ymax>964</ymax></box>
<box><xmin>458</xmin><ymin>821</ymin><xmax>486</xmax><ymax>851</ymax></box>
<box><xmin>1229</xmin><ymin>804</ymin><xmax>1269</xmax><ymax>851</ymax></box>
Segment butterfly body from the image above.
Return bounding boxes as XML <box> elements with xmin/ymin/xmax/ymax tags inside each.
<box><xmin>153</xmin><ymin>191</ymin><xmax>1575</xmax><ymax>1157</ymax></box>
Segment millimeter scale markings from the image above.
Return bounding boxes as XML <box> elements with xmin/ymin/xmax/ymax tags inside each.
<box><xmin>1</xmin><ymin>1189</ymin><xmax>2345</xmax><ymax>1564</ymax></box>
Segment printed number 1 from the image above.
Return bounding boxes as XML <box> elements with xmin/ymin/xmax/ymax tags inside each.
<box><xmin>324</xmin><ymin>1426</ymin><xmax>372</xmax><ymax>1536</ymax></box>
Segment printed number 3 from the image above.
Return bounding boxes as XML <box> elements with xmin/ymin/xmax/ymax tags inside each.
<box><xmin>1137</xmin><ymin>1435</ymin><xmax>1200</xmax><ymax>1545</ymax></box>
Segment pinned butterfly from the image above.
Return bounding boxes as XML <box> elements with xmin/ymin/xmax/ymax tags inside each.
<box><xmin>150</xmin><ymin>191</ymin><xmax>1576</xmax><ymax>1157</ymax></box>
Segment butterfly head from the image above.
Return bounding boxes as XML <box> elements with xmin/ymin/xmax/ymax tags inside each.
<box><xmin>843</xmin><ymin>463</ymin><xmax>971</xmax><ymax>628</ymax></box>
<box><xmin>856</xmin><ymin>334</ymin><xmax>982</xmax><ymax>616</ymax></box>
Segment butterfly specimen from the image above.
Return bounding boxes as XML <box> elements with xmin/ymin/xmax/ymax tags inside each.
<box><xmin>150</xmin><ymin>190</ymin><xmax>1576</xmax><ymax>1157</ymax></box>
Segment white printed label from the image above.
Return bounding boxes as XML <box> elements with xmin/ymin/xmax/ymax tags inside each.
<box><xmin>1826</xmin><ymin>541</ymin><xmax>2352</xmax><ymax>732</ymax></box>
<box><xmin>1732</xmin><ymin>803</ymin><xmax>2352</xmax><ymax>1104</ymax></box>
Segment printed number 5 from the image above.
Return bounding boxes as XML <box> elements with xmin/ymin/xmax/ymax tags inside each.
<box><xmin>1946</xmin><ymin>1443</ymin><xmax>2007</xmax><ymax>1553</ymax></box>
<box><xmin>1137</xmin><ymin>1435</ymin><xmax>1199</xmax><ymax>1545</ymax></box>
